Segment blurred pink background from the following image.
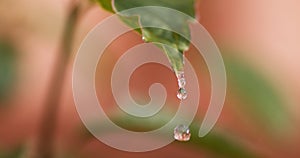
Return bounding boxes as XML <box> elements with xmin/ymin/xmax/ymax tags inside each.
<box><xmin>0</xmin><ymin>0</ymin><xmax>299</xmax><ymax>157</ymax></box>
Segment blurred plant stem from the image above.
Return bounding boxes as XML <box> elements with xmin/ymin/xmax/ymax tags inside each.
<box><xmin>32</xmin><ymin>3</ymin><xmax>79</xmax><ymax>158</ymax></box>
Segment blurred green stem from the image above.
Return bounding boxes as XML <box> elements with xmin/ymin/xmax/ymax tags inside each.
<box><xmin>33</xmin><ymin>3</ymin><xmax>79</xmax><ymax>158</ymax></box>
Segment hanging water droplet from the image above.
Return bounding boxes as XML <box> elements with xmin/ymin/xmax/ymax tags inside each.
<box><xmin>174</xmin><ymin>124</ymin><xmax>191</xmax><ymax>141</ymax></box>
<box><xmin>176</xmin><ymin>71</ymin><xmax>184</xmax><ymax>80</ymax></box>
<box><xmin>176</xmin><ymin>71</ymin><xmax>187</xmax><ymax>100</ymax></box>
<box><xmin>178</xmin><ymin>78</ymin><xmax>186</xmax><ymax>88</ymax></box>
<box><xmin>176</xmin><ymin>71</ymin><xmax>186</xmax><ymax>88</ymax></box>
<box><xmin>177</xmin><ymin>88</ymin><xmax>187</xmax><ymax>100</ymax></box>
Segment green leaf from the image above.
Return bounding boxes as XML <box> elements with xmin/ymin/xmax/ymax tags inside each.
<box><xmin>0</xmin><ymin>40</ymin><xmax>17</xmax><ymax>103</ymax></box>
<box><xmin>189</xmin><ymin>125</ymin><xmax>257</xmax><ymax>158</ymax></box>
<box><xmin>86</xmin><ymin>111</ymin><xmax>257</xmax><ymax>158</ymax></box>
<box><xmin>97</xmin><ymin>0</ymin><xmax>195</xmax><ymax>75</ymax></box>
<box><xmin>96</xmin><ymin>0</ymin><xmax>114</xmax><ymax>13</ymax></box>
<box><xmin>113</xmin><ymin>0</ymin><xmax>195</xmax><ymax>17</ymax></box>
<box><xmin>0</xmin><ymin>145</ymin><xmax>25</xmax><ymax>158</ymax></box>
<box><xmin>225</xmin><ymin>56</ymin><xmax>290</xmax><ymax>133</ymax></box>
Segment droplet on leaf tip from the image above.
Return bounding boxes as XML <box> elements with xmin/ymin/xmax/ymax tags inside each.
<box><xmin>177</xmin><ymin>88</ymin><xmax>187</xmax><ymax>100</ymax></box>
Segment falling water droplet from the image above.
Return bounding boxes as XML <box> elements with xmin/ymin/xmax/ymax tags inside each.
<box><xmin>174</xmin><ymin>124</ymin><xmax>191</xmax><ymax>141</ymax></box>
<box><xmin>177</xmin><ymin>88</ymin><xmax>187</xmax><ymax>100</ymax></box>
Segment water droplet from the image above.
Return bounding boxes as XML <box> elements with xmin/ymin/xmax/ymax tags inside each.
<box><xmin>176</xmin><ymin>71</ymin><xmax>185</xmax><ymax>79</ymax></box>
<box><xmin>177</xmin><ymin>88</ymin><xmax>187</xmax><ymax>100</ymax></box>
<box><xmin>176</xmin><ymin>71</ymin><xmax>186</xmax><ymax>88</ymax></box>
<box><xmin>174</xmin><ymin>124</ymin><xmax>191</xmax><ymax>141</ymax></box>
<box><xmin>177</xmin><ymin>78</ymin><xmax>186</xmax><ymax>88</ymax></box>
<box><xmin>142</xmin><ymin>36</ymin><xmax>148</xmax><ymax>42</ymax></box>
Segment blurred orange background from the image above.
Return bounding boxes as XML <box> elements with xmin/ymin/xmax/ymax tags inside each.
<box><xmin>0</xmin><ymin>0</ymin><xmax>299</xmax><ymax>157</ymax></box>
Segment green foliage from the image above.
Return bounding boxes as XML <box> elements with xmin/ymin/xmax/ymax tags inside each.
<box><xmin>0</xmin><ymin>145</ymin><xmax>24</xmax><ymax>158</ymax></box>
<box><xmin>96</xmin><ymin>0</ymin><xmax>114</xmax><ymax>13</ymax></box>
<box><xmin>88</xmin><ymin>112</ymin><xmax>257</xmax><ymax>158</ymax></box>
<box><xmin>189</xmin><ymin>126</ymin><xmax>257</xmax><ymax>158</ymax></box>
<box><xmin>226</xmin><ymin>57</ymin><xmax>289</xmax><ymax>133</ymax></box>
<box><xmin>96</xmin><ymin>0</ymin><xmax>195</xmax><ymax>74</ymax></box>
<box><xmin>0</xmin><ymin>40</ymin><xmax>17</xmax><ymax>103</ymax></box>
